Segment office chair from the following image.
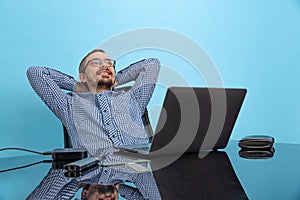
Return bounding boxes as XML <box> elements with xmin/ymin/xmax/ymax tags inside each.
<box><xmin>63</xmin><ymin>86</ymin><xmax>154</xmax><ymax>148</ymax></box>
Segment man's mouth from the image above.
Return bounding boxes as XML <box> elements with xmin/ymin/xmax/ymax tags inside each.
<box><xmin>97</xmin><ymin>70</ymin><xmax>111</xmax><ymax>77</ymax></box>
<box><xmin>101</xmin><ymin>71</ymin><xmax>109</xmax><ymax>76</ymax></box>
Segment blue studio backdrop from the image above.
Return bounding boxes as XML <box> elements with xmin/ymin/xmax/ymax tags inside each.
<box><xmin>1</xmin><ymin>1</ymin><xmax>300</xmax><ymax>156</ymax></box>
<box><xmin>1</xmin><ymin>1</ymin><xmax>300</xmax><ymax>199</ymax></box>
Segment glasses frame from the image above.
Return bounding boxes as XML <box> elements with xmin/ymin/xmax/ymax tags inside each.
<box><xmin>83</xmin><ymin>58</ymin><xmax>116</xmax><ymax>72</ymax></box>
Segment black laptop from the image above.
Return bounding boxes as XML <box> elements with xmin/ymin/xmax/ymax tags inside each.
<box><xmin>114</xmin><ymin>87</ymin><xmax>247</xmax><ymax>156</ymax></box>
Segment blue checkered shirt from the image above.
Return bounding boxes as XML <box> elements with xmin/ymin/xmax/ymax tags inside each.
<box><xmin>27</xmin><ymin>58</ymin><xmax>160</xmax><ymax>156</ymax></box>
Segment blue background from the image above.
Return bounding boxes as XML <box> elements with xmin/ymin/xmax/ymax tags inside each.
<box><xmin>1</xmin><ymin>1</ymin><xmax>300</xmax><ymax>199</ymax></box>
<box><xmin>1</xmin><ymin>0</ymin><xmax>300</xmax><ymax>154</ymax></box>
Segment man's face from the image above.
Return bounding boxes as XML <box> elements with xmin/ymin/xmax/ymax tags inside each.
<box><xmin>82</xmin><ymin>183</ymin><xmax>119</xmax><ymax>200</ymax></box>
<box><xmin>80</xmin><ymin>51</ymin><xmax>116</xmax><ymax>89</ymax></box>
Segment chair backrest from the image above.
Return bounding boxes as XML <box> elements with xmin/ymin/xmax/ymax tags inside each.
<box><xmin>63</xmin><ymin>86</ymin><xmax>154</xmax><ymax>148</ymax></box>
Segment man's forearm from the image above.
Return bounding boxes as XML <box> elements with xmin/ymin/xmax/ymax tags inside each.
<box><xmin>114</xmin><ymin>58</ymin><xmax>160</xmax><ymax>111</ymax></box>
<box><xmin>116</xmin><ymin>58</ymin><xmax>160</xmax><ymax>86</ymax></box>
<box><xmin>27</xmin><ymin>66</ymin><xmax>76</xmax><ymax>92</ymax></box>
<box><xmin>26</xmin><ymin>66</ymin><xmax>75</xmax><ymax>122</ymax></box>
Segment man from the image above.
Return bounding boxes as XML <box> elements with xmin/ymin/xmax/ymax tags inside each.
<box><xmin>27</xmin><ymin>49</ymin><xmax>160</xmax><ymax>157</ymax></box>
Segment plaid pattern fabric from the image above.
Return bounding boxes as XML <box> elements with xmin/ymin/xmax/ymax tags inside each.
<box><xmin>27</xmin><ymin>58</ymin><xmax>160</xmax><ymax>157</ymax></box>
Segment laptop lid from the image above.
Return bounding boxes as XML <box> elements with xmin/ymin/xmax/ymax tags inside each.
<box><xmin>150</xmin><ymin>87</ymin><xmax>247</xmax><ymax>154</ymax></box>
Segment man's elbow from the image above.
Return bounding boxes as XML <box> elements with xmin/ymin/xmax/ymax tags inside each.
<box><xmin>147</xmin><ymin>58</ymin><xmax>161</xmax><ymax>71</ymax></box>
<box><xmin>26</xmin><ymin>66</ymin><xmax>37</xmax><ymax>78</ymax></box>
<box><xmin>148</xmin><ymin>58</ymin><xmax>160</xmax><ymax>66</ymax></box>
<box><xmin>26</xmin><ymin>66</ymin><xmax>46</xmax><ymax>81</ymax></box>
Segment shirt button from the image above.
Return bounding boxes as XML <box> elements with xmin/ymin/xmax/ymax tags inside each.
<box><xmin>106</xmin><ymin>122</ymin><xmax>110</xmax><ymax>125</ymax></box>
<box><xmin>112</xmin><ymin>135</ymin><xmax>116</xmax><ymax>138</ymax></box>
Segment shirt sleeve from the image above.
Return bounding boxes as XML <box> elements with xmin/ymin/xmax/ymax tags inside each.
<box><xmin>115</xmin><ymin>58</ymin><xmax>161</xmax><ymax>111</ymax></box>
<box><xmin>26</xmin><ymin>66</ymin><xmax>76</xmax><ymax>124</ymax></box>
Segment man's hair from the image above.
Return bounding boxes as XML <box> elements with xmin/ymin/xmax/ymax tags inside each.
<box><xmin>78</xmin><ymin>49</ymin><xmax>106</xmax><ymax>73</ymax></box>
<box><xmin>81</xmin><ymin>184</ymin><xmax>118</xmax><ymax>200</ymax></box>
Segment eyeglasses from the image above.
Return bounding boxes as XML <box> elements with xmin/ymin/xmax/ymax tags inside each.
<box><xmin>84</xmin><ymin>58</ymin><xmax>116</xmax><ymax>71</ymax></box>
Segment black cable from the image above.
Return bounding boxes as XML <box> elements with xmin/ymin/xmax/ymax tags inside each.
<box><xmin>0</xmin><ymin>160</ymin><xmax>52</xmax><ymax>173</ymax></box>
<box><xmin>0</xmin><ymin>147</ymin><xmax>52</xmax><ymax>155</ymax></box>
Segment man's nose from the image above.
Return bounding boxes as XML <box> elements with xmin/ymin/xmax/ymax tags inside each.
<box><xmin>99</xmin><ymin>64</ymin><xmax>109</xmax><ymax>70</ymax></box>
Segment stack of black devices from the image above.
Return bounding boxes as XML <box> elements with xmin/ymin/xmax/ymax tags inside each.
<box><xmin>238</xmin><ymin>135</ymin><xmax>275</xmax><ymax>159</ymax></box>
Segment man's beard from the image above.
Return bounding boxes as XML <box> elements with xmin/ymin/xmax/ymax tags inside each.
<box><xmin>97</xmin><ymin>79</ymin><xmax>114</xmax><ymax>89</ymax></box>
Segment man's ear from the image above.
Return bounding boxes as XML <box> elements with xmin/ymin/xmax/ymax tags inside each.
<box><xmin>81</xmin><ymin>189</ymin><xmax>88</xmax><ymax>198</ymax></box>
<box><xmin>79</xmin><ymin>73</ymin><xmax>86</xmax><ymax>83</ymax></box>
